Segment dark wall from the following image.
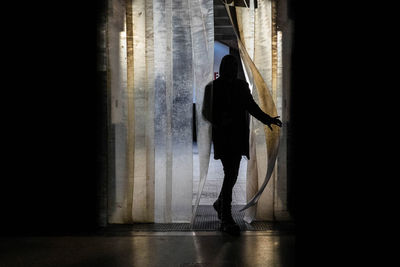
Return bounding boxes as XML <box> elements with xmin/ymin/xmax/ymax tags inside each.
<box><xmin>1</xmin><ymin>1</ymin><xmax>102</xmax><ymax>235</ymax></box>
<box><xmin>285</xmin><ymin>0</ymin><xmax>296</xmax><ymax>222</ymax></box>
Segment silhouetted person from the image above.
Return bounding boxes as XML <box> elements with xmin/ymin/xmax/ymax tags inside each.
<box><xmin>202</xmin><ymin>54</ymin><xmax>282</xmax><ymax>235</ymax></box>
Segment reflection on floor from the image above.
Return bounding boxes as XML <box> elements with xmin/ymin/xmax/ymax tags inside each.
<box><xmin>0</xmin><ymin>232</ymin><xmax>295</xmax><ymax>267</ymax></box>
<box><xmin>193</xmin><ymin>143</ymin><xmax>247</xmax><ymax>205</ymax></box>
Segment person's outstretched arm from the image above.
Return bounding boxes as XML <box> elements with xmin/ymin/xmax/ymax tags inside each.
<box><xmin>241</xmin><ymin>81</ymin><xmax>282</xmax><ymax>130</ymax></box>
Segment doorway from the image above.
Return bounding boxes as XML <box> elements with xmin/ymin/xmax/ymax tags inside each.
<box><xmin>191</xmin><ymin>39</ymin><xmax>248</xmax><ymax>226</ymax></box>
<box><xmin>102</xmin><ymin>0</ymin><xmax>292</xmax><ymax>228</ymax></box>
<box><xmin>190</xmin><ymin>0</ymin><xmax>252</xmax><ymax>224</ymax></box>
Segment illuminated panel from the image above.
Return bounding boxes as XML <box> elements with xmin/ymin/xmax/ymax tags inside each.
<box><xmin>223</xmin><ymin>1</ymin><xmax>280</xmax><ymax>223</ymax></box>
<box><xmin>170</xmin><ymin>0</ymin><xmax>194</xmax><ymax>222</ymax></box>
<box><xmin>130</xmin><ymin>0</ymin><xmax>155</xmax><ymax>222</ymax></box>
<box><xmin>251</xmin><ymin>0</ymin><xmax>274</xmax><ymax>221</ymax></box>
<box><xmin>190</xmin><ymin>0</ymin><xmax>214</xmax><ymax>225</ymax></box>
<box><xmin>107</xmin><ymin>0</ymin><xmax>130</xmax><ymax>223</ymax></box>
<box><xmin>153</xmin><ymin>0</ymin><xmax>171</xmax><ymax>223</ymax></box>
<box><xmin>154</xmin><ymin>0</ymin><xmax>194</xmax><ymax>223</ymax></box>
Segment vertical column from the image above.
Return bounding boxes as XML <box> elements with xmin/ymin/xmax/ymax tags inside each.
<box><xmin>274</xmin><ymin>29</ymin><xmax>290</xmax><ymax>220</ymax></box>
<box><xmin>275</xmin><ymin>0</ymin><xmax>292</xmax><ymax>220</ymax></box>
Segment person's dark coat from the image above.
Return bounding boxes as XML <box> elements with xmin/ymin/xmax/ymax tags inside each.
<box><xmin>203</xmin><ymin>77</ymin><xmax>273</xmax><ymax>160</ymax></box>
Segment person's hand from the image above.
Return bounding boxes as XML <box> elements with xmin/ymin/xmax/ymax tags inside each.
<box><xmin>266</xmin><ymin>116</ymin><xmax>282</xmax><ymax>130</ymax></box>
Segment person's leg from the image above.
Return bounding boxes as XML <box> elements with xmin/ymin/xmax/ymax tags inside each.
<box><xmin>214</xmin><ymin>154</ymin><xmax>241</xmax><ymax>233</ymax></box>
<box><xmin>219</xmin><ymin>154</ymin><xmax>241</xmax><ymax>206</ymax></box>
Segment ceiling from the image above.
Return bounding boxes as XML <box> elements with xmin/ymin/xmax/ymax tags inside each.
<box><xmin>213</xmin><ymin>0</ymin><xmax>238</xmax><ymax>49</ymax></box>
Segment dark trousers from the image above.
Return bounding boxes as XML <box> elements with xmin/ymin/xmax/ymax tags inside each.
<box><xmin>217</xmin><ymin>154</ymin><xmax>242</xmax><ymax>212</ymax></box>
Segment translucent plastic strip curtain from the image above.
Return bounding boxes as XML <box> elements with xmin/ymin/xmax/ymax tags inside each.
<box><xmin>107</xmin><ymin>0</ymin><xmax>155</xmax><ymax>224</ymax></box>
<box><xmin>130</xmin><ymin>0</ymin><xmax>155</xmax><ymax>222</ymax></box>
<box><xmin>189</xmin><ymin>0</ymin><xmax>214</xmax><ymax>225</ymax></box>
<box><xmin>154</xmin><ymin>0</ymin><xmax>194</xmax><ymax>223</ymax></box>
<box><xmin>249</xmin><ymin>0</ymin><xmax>277</xmax><ymax>221</ymax></box>
<box><xmin>107</xmin><ymin>0</ymin><xmax>213</xmax><ymax>223</ymax></box>
<box><xmin>107</xmin><ymin>0</ymin><xmax>130</xmax><ymax>223</ymax></box>
<box><xmin>125</xmin><ymin>0</ymin><xmax>134</xmax><ymax>223</ymax></box>
<box><xmin>223</xmin><ymin>0</ymin><xmax>280</xmax><ymax>223</ymax></box>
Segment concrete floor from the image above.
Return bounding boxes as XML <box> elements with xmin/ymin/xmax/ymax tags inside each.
<box><xmin>0</xmin><ymin>232</ymin><xmax>295</xmax><ymax>267</ymax></box>
<box><xmin>0</xmin><ymin>144</ymin><xmax>295</xmax><ymax>267</ymax></box>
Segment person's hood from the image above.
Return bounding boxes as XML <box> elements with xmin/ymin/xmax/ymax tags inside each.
<box><xmin>219</xmin><ymin>55</ymin><xmax>238</xmax><ymax>80</ymax></box>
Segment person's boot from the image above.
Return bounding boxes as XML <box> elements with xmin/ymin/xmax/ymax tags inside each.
<box><xmin>220</xmin><ymin>204</ymin><xmax>240</xmax><ymax>235</ymax></box>
<box><xmin>213</xmin><ymin>198</ymin><xmax>222</xmax><ymax>220</ymax></box>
